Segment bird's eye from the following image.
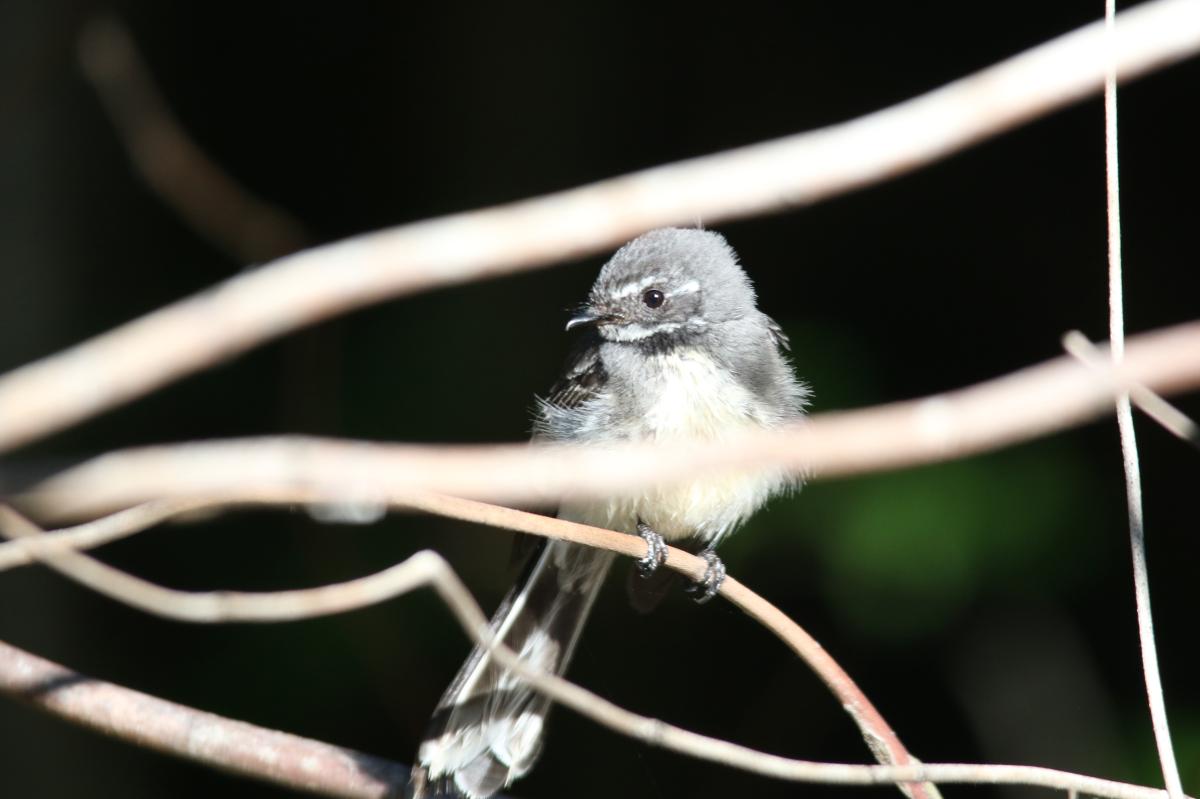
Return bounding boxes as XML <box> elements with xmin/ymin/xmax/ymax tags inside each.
<box><xmin>642</xmin><ymin>289</ymin><xmax>665</xmax><ymax>309</ymax></box>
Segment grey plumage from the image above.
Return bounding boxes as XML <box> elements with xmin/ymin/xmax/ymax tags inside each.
<box><xmin>412</xmin><ymin>228</ymin><xmax>807</xmax><ymax>798</ymax></box>
<box><xmin>415</xmin><ymin>540</ymin><xmax>613</xmax><ymax>798</ymax></box>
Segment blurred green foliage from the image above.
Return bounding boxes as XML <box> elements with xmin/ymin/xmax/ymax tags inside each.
<box><xmin>2</xmin><ymin>2</ymin><xmax>1198</xmax><ymax>798</ymax></box>
<box><xmin>805</xmin><ymin>446</ymin><xmax>1103</xmax><ymax>640</ymax></box>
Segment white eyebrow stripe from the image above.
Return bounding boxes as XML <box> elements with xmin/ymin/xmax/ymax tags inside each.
<box><xmin>611</xmin><ymin>274</ymin><xmax>663</xmax><ymax>298</ymax></box>
<box><xmin>675</xmin><ymin>279</ymin><xmax>700</xmax><ymax>295</ymax></box>
<box><xmin>601</xmin><ymin>318</ymin><xmax>707</xmax><ymax>342</ymax></box>
<box><xmin>605</xmin><ymin>321</ymin><xmax>682</xmax><ymax>340</ymax></box>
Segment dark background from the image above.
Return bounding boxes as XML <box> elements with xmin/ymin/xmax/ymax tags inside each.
<box><xmin>1</xmin><ymin>1</ymin><xmax>1198</xmax><ymax>797</ymax></box>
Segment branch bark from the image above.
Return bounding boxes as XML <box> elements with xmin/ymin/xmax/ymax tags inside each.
<box><xmin>0</xmin><ymin>638</ymin><xmax>407</xmax><ymax>798</ymax></box>
<box><xmin>0</xmin><ymin>517</ymin><xmax>1189</xmax><ymax>799</ymax></box>
<box><xmin>23</xmin><ymin>320</ymin><xmax>1200</xmax><ymax>520</ymax></box>
<box><xmin>0</xmin><ymin>497</ymin><xmax>938</xmax><ymax>798</ymax></box>
<box><xmin>1</xmin><ymin>0</ymin><xmax>1197</xmax><ymax>452</ymax></box>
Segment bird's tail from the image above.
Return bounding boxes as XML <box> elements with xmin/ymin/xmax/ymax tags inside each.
<box><xmin>412</xmin><ymin>539</ymin><xmax>615</xmax><ymax>799</ymax></box>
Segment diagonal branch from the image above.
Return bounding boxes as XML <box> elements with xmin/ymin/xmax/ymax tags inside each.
<box><xmin>0</xmin><ymin>0</ymin><xmax>1198</xmax><ymax>452</ymax></box>
<box><xmin>0</xmin><ymin>497</ymin><xmax>938</xmax><ymax>799</ymax></box>
<box><xmin>0</xmin><ymin>637</ymin><xmax>407</xmax><ymax>798</ymax></box>
<box><xmin>1063</xmin><ymin>331</ymin><xmax>1200</xmax><ymax>447</ymax></box>
<box><xmin>23</xmin><ymin>319</ymin><xmax>1200</xmax><ymax>521</ymax></box>
<box><xmin>0</xmin><ymin>499</ymin><xmax>217</xmax><ymax>571</ymax></box>
<box><xmin>0</xmin><ymin>507</ymin><xmax>1191</xmax><ymax>799</ymax></box>
<box><xmin>76</xmin><ymin>17</ymin><xmax>310</xmax><ymax>263</ymax></box>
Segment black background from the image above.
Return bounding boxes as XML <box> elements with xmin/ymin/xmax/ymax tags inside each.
<box><xmin>1</xmin><ymin>2</ymin><xmax>1198</xmax><ymax>797</ymax></box>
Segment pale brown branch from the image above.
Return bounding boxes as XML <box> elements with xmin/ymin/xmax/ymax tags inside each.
<box><xmin>384</xmin><ymin>493</ymin><xmax>939</xmax><ymax>799</ymax></box>
<box><xmin>0</xmin><ymin>638</ymin><xmax>406</xmax><ymax>798</ymax></box>
<box><xmin>1063</xmin><ymin>330</ymin><xmax>1200</xmax><ymax>447</ymax></box>
<box><xmin>0</xmin><ymin>504</ymin><xmax>445</xmax><ymax>623</ymax></box>
<box><xmin>77</xmin><ymin>17</ymin><xmax>310</xmax><ymax>262</ymax></box>
<box><xmin>24</xmin><ymin>320</ymin><xmax>1200</xmax><ymax>521</ymax></box>
<box><xmin>0</xmin><ymin>498</ymin><xmax>216</xmax><ymax>572</ymax></box>
<box><xmin>1</xmin><ymin>0</ymin><xmax>1197</xmax><ymax>452</ymax></box>
<box><xmin>0</xmin><ymin>496</ymin><xmax>936</xmax><ymax>797</ymax></box>
<box><xmin>0</xmin><ymin>506</ymin><xmax>1188</xmax><ymax>799</ymax></box>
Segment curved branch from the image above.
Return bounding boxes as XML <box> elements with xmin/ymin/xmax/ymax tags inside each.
<box><xmin>0</xmin><ymin>509</ymin><xmax>1189</xmax><ymax>799</ymax></box>
<box><xmin>0</xmin><ymin>498</ymin><xmax>936</xmax><ymax>797</ymax></box>
<box><xmin>0</xmin><ymin>499</ymin><xmax>217</xmax><ymax>571</ymax></box>
<box><xmin>1</xmin><ymin>0</ymin><xmax>1198</xmax><ymax>451</ymax></box>
<box><xmin>77</xmin><ymin>17</ymin><xmax>310</xmax><ymax>263</ymax></box>
<box><xmin>25</xmin><ymin>320</ymin><xmax>1200</xmax><ymax>520</ymax></box>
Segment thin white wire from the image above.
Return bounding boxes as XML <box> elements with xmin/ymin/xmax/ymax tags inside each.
<box><xmin>1104</xmin><ymin>2</ymin><xmax>1184</xmax><ymax>796</ymax></box>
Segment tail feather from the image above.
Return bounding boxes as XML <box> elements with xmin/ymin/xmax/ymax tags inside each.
<box><xmin>413</xmin><ymin>539</ymin><xmax>615</xmax><ymax>798</ymax></box>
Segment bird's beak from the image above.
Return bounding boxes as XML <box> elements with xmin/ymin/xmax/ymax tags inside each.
<box><xmin>565</xmin><ymin>309</ymin><xmax>618</xmax><ymax>331</ymax></box>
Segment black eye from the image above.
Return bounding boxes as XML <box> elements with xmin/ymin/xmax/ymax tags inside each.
<box><xmin>642</xmin><ymin>289</ymin><xmax>665</xmax><ymax>309</ymax></box>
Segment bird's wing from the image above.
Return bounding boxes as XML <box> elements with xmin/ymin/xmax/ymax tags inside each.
<box><xmin>515</xmin><ymin>331</ymin><xmax>608</xmax><ymax>565</ymax></box>
<box><xmin>542</xmin><ymin>330</ymin><xmax>608</xmax><ymax>412</ymax></box>
<box><xmin>764</xmin><ymin>314</ymin><xmax>791</xmax><ymax>352</ymax></box>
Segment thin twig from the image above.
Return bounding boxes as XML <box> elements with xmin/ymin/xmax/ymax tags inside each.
<box><xmin>77</xmin><ymin>17</ymin><xmax>309</xmax><ymax>262</ymax></box>
<box><xmin>22</xmin><ymin>319</ymin><xmax>1200</xmax><ymax>520</ymax></box>
<box><xmin>1062</xmin><ymin>331</ymin><xmax>1199</xmax><ymax>447</ymax></box>
<box><xmin>0</xmin><ymin>496</ymin><xmax>936</xmax><ymax>797</ymax></box>
<box><xmin>0</xmin><ymin>638</ymin><xmax>407</xmax><ymax>798</ymax></box>
<box><xmin>0</xmin><ymin>499</ymin><xmax>216</xmax><ymax>572</ymax></box>
<box><xmin>392</xmin><ymin>493</ymin><xmax>939</xmax><ymax>799</ymax></box>
<box><xmin>0</xmin><ymin>0</ymin><xmax>1197</xmax><ymax>452</ymax></box>
<box><xmin>0</xmin><ymin>504</ymin><xmax>445</xmax><ymax>622</ymax></box>
<box><xmin>1103</xmin><ymin>2</ymin><xmax>1184</xmax><ymax>795</ymax></box>
<box><xmin>0</xmin><ymin>507</ymin><xmax>1190</xmax><ymax>799</ymax></box>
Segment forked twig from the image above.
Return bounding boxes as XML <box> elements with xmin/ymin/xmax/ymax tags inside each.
<box><xmin>0</xmin><ymin>498</ymin><xmax>937</xmax><ymax>798</ymax></box>
<box><xmin>0</xmin><ymin>504</ymin><xmax>1190</xmax><ymax>799</ymax></box>
<box><xmin>0</xmin><ymin>499</ymin><xmax>216</xmax><ymax>571</ymax></box>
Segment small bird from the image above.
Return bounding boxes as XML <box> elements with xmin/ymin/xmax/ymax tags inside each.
<box><xmin>411</xmin><ymin>228</ymin><xmax>808</xmax><ymax>798</ymax></box>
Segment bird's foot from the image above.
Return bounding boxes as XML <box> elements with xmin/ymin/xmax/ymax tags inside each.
<box><xmin>636</xmin><ymin>520</ymin><xmax>667</xmax><ymax>577</ymax></box>
<box><xmin>685</xmin><ymin>548</ymin><xmax>726</xmax><ymax>604</ymax></box>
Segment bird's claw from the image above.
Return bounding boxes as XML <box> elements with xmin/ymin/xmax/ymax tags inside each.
<box><xmin>636</xmin><ymin>521</ymin><xmax>667</xmax><ymax>577</ymax></box>
<box><xmin>686</xmin><ymin>549</ymin><xmax>726</xmax><ymax>604</ymax></box>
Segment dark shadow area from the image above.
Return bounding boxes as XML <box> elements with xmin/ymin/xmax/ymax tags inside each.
<box><xmin>1</xmin><ymin>1</ymin><xmax>1198</xmax><ymax>797</ymax></box>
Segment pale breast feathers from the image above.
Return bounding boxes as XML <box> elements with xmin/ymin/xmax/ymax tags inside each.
<box><xmin>543</xmin><ymin>345</ymin><xmax>796</xmax><ymax>545</ymax></box>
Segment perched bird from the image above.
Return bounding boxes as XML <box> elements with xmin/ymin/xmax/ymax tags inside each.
<box><xmin>412</xmin><ymin>228</ymin><xmax>808</xmax><ymax>798</ymax></box>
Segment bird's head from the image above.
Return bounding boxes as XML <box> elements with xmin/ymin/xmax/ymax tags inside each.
<box><xmin>566</xmin><ymin>228</ymin><xmax>758</xmax><ymax>345</ymax></box>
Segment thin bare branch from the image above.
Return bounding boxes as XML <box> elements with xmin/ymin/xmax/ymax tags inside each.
<box><xmin>77</xmin><ymin>16</ymin><xmax>309</xmax><ymax>262</ymax></box>
<box><xmin>0</xmin><ymin>0</ymin><xmax>1197</xmax><ymax>452</ymax></box>
<box><xmin>0</xmin><ymin>508</ymin><xmax>1189</xmax><ymax>799</ymax></box>
<box><xmin>0</xmin><ymin>495</ymin><xmax>934</xmax><ymax>794</ymax></box>
<box><xmin>23</xmin><ymin>319</ymin><xmax>1200</xmax><ymax>521</ymax></box>
<box><xmin>0</xmin><ymin>504</ymin><xmax>444</xmax><ymax>622</ymax></box>
<box><xmin>1102</xmin><ymin>3</ymin><xmax>1183</xmax><ymax>794</ymax></box>
<box><xmin>0</xmin><ymin>499</ymin><xmax>215</xmax><ymax>572</ymax></box>
<box><xmin>0</xmin><ymin>638</ymin><xmax>406</xmax><ymax>798</ymax></box>
<box><xmin>387</xmin><ymin>493</ymin><xmax>938</xmax><ymax>798</ymax></box>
